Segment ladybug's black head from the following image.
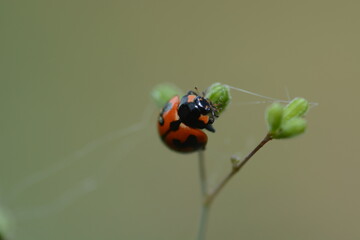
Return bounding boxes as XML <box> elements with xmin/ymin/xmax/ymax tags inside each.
<box><xmin>194</xmin><ymin>96</ymin><xmax>216</xmax><ymax>124</ymax></box>
<box><xmin>194</xmin><ymin>97</ymin><xmax>212</xmax><ymax>114</ymax></box>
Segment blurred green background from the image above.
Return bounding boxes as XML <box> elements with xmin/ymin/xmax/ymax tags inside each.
<box><xmin>1</xmin><ymin>0</ymin><xmax>359</xmax><ymax>239</ymax></box>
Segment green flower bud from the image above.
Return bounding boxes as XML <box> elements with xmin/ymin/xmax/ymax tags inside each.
<box><xmin>205</xmin><ymin>83</ymin><xmax>231</xmax><ymax>115</ymax></box>
<box><xmin>151</xmin><ymin>83</ymin><xmax>183</xmax><ymax>107</ymax></box>
<box><xmin>282</xmin><ymin>97</ymin><xmax>309</xmax><ymax>121</ymax></box>
<box><xmin>275</xmin><ymin>117</ymin><xmax>307</xmax><ymax>139</ymax></box>
<box><xmin>266</xmin><ymin>97</ymin><xmax>310</xmax><ymax>139</ymax></box>
<box><xmin>266</xmin><ymin>102</ymin><xmax>284</xmax><ymax>133</ymax></box>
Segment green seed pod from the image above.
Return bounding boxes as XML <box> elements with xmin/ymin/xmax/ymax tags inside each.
<box><xmin>151</xmin><ymin>83</ymin><xmax>183</xmax><ymax>107</ymax></box>
<box><xmin>282</xmin><ymin>97</ymin><xmax>309</xmax><ymax>121</ymax></box>
<box><xmin>205</xmin><ymin>83</ymin><xmax>231</xmax><ymax>115</ymax></box>
<box><xmin>266</xmin><ymin>102</ymin><xmax>284</xmax><ymax>133</ymax></box>
<box><xmin>275</xmin><ymin>117</ymin><xmax>307</xmax><ymax>139</ymax></box>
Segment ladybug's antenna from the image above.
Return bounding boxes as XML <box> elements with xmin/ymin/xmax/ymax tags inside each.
<box><xmin>193</xmin><ymin>87</ymin><xmax>201</xmax><ymax>96</ymax></box>
<box><xmin>194</xmin><ymin>87</ymin><xmax>206</xmax><ymax>97</ymax></box>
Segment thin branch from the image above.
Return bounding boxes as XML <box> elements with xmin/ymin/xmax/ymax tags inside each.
<box><xmin>204</xmin><ymin>134</ymin><xmax>272</xmax><ymax>206</ymax></box>
<box><xmin>196</xmin><ymin>134</ymin><xmax>272</xmax><ymax>240</ymax></box>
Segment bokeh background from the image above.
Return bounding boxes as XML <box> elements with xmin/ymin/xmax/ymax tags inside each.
<box><xmin>1</xmin><ymin>0</ymin><xmax>359</xmax><ymax>239</ymax></box>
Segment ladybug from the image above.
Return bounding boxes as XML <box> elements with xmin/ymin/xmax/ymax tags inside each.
<box><xmin>158</xmin><ymin>90</ymin><xmax>217</xmax><ymax>153</ymax></box>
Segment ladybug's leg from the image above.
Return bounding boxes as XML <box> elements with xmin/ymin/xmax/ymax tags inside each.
<box><xmin>205</xmin><ymin>124</ymin><xmax>215</xmax><ymax>133</ymax></box>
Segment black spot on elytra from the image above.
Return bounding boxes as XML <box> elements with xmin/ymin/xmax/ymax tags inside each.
<box><xmin>160</xmin><ymin>120</ymin><xmax>181</xmax><ymax>141</ymax></box>
<box><xmin>172</xmin><ymin>134</ymin><xmax>204</xmax><ymax>150</ymax></box>
<box><xmin>159</xmin><ymin>115</ymin><xmax>164</xmax><ymax>126</ymax></box>
<box><xmin>169</xmin><ymin>120</ymin><xmax>181</xmax><ymax>131</ymax></box>
<box><xmin>159</xmin><ymin>101</ymin><xmax>174</xmax><ymax>127</ymax></box>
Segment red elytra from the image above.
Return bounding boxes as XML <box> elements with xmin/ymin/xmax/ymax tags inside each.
<box><xmin>157</xmin><ymin>96</ymin><xmax>208</xmax><ymax>153</ymax></box>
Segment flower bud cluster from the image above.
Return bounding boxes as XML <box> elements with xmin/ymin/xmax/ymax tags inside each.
<box><xmin>266</xmin><ymin>98</ymin><xmax>309</xmax><ymax>139</ymax></box>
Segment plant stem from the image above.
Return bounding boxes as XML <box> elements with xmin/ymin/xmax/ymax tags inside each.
<box><xmin>197</xmin><ymin>204</ymin><xmax>209</xmax><ymax>240</ymax></box>
<box><xmin>197</xmin><ymin>150</ymin><xmax>209</xmax><ymax>240</ymax></box>
<box><xmin>198</xmin><ymin>150</ymin><xmax>207</xmax><ymax>197</ymax></box>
